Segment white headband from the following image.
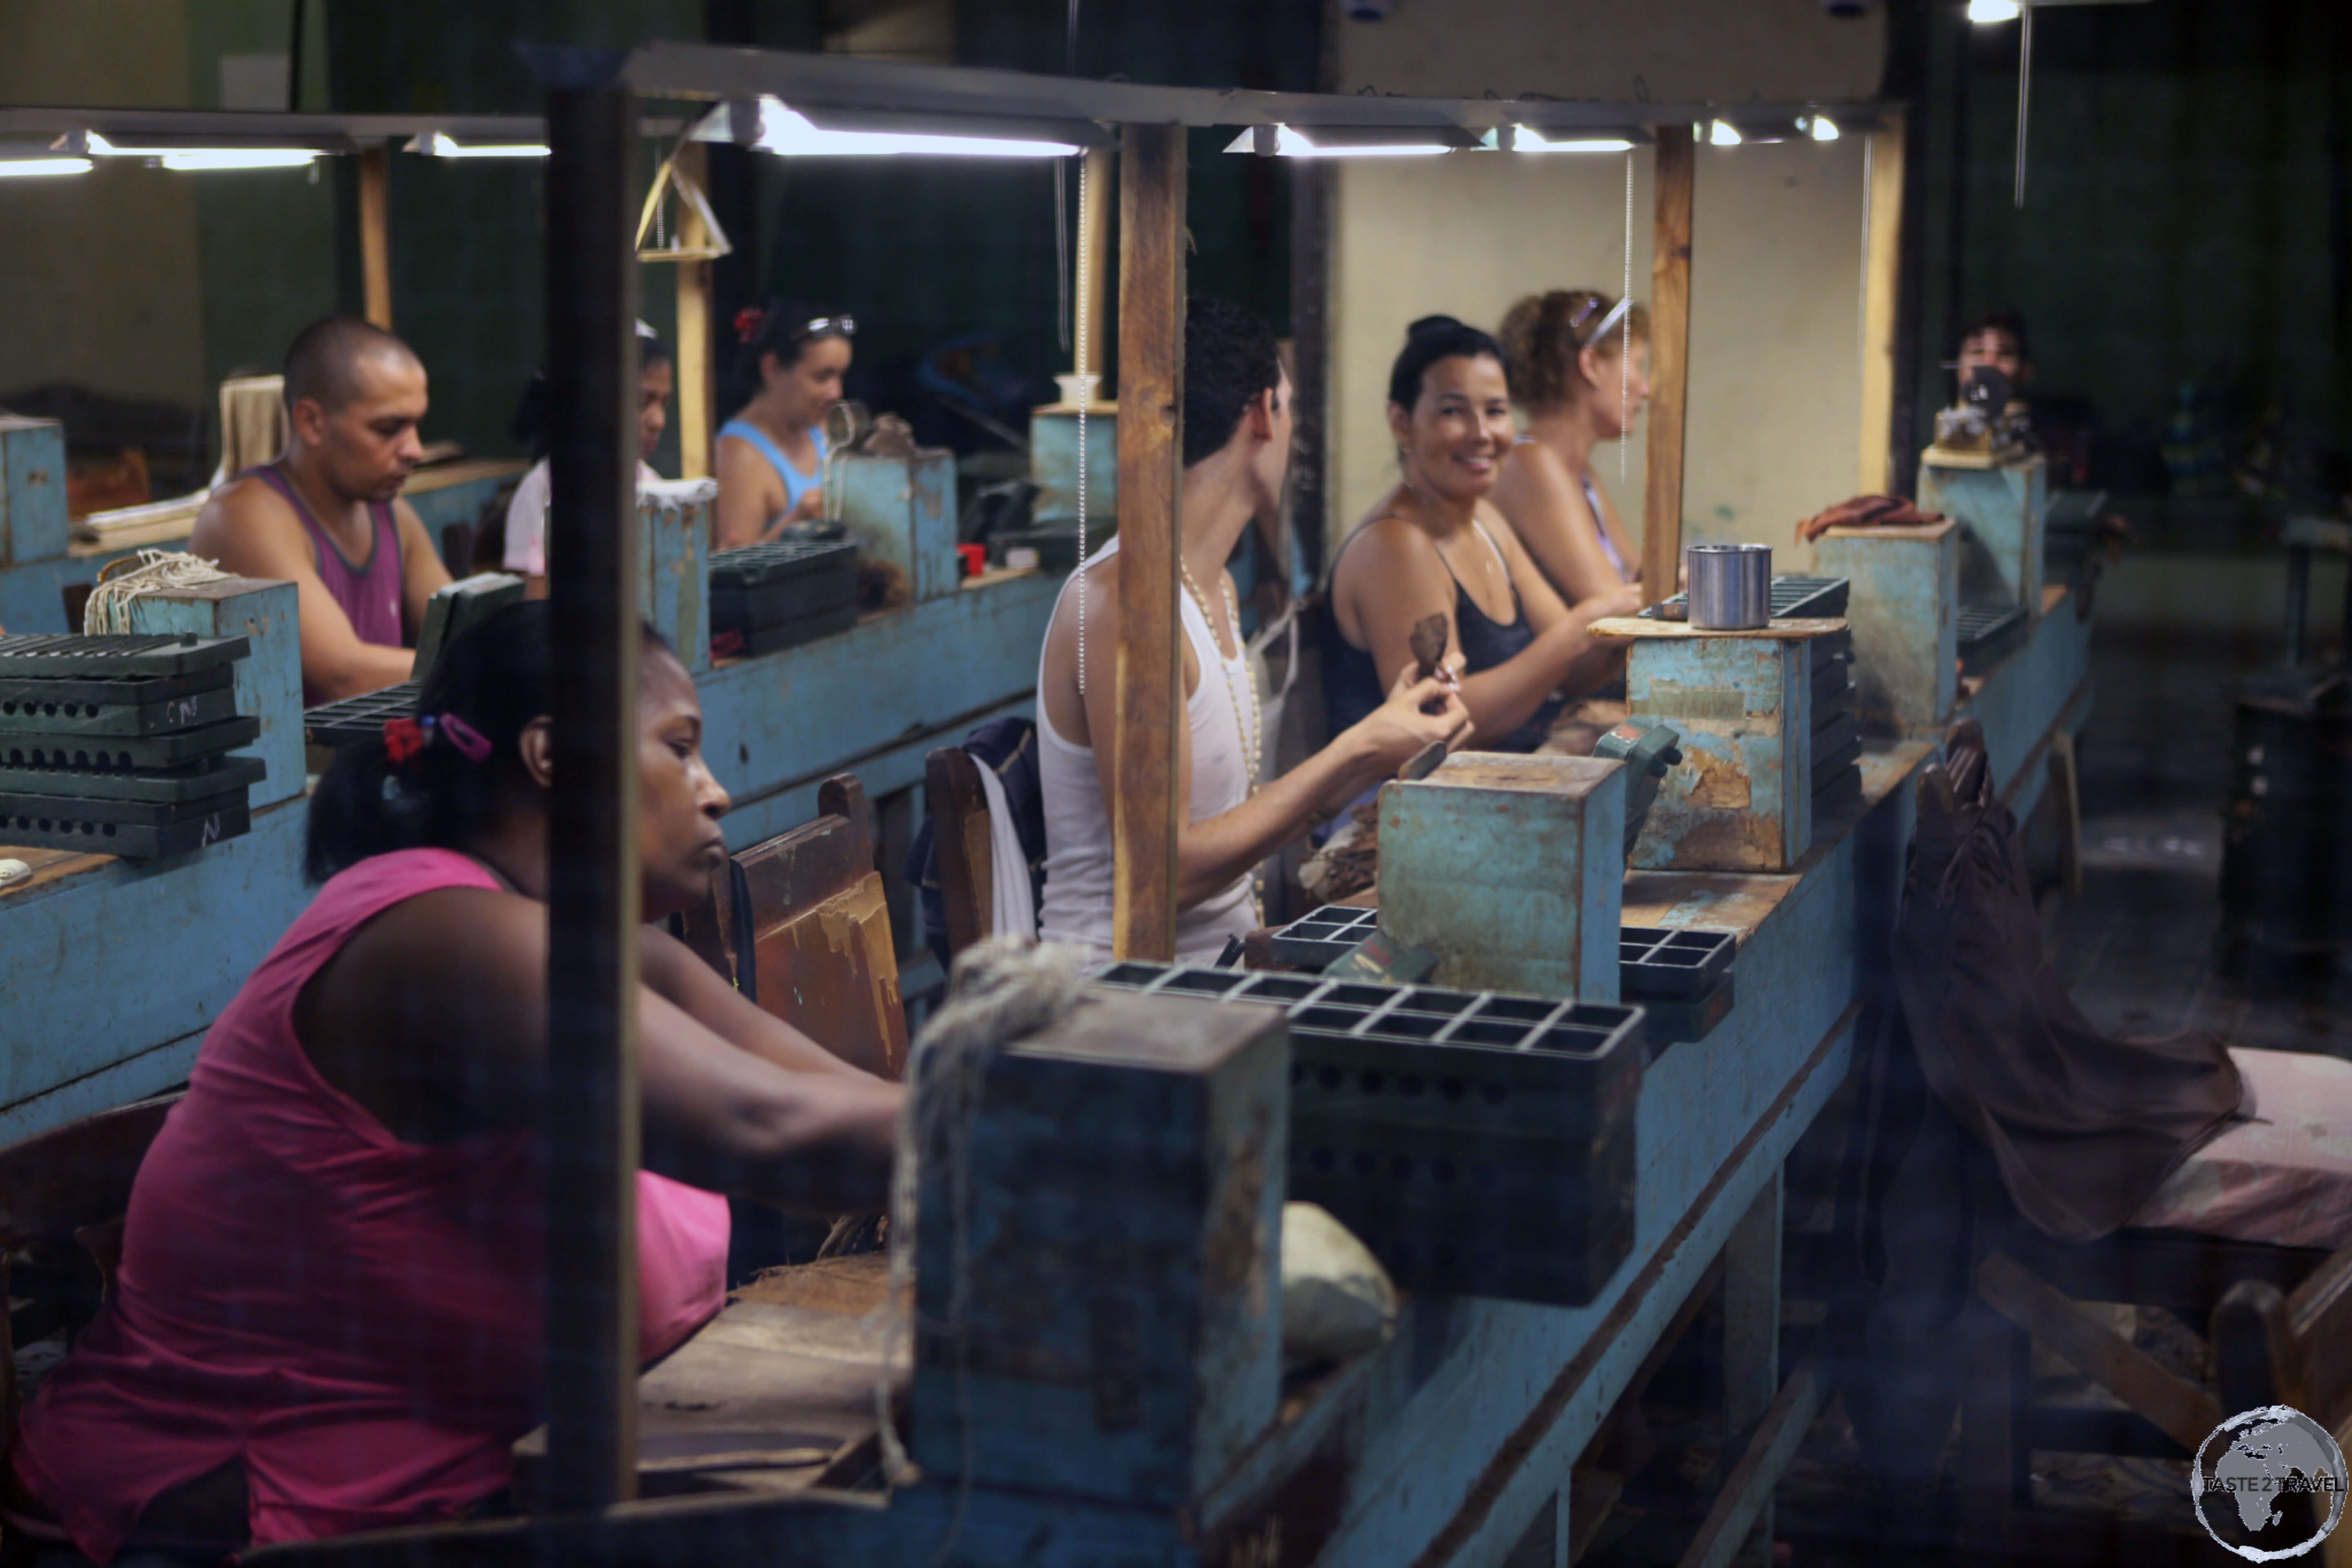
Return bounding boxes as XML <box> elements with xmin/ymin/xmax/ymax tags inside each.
<box><xmin>1585</xmin><ymin>296</ymin><xmax>1633</xmax><ymax>345</ymax></box>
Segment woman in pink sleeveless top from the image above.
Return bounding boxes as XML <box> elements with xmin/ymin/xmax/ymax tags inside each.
<box><xmin>9</xmin><ymin>604</ymin><xmax>902</xmax><ymax>1565</ymax></box>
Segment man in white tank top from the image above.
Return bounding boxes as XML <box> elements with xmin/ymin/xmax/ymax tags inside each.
<box><xmin>1035</xmin><ymin>298</ymin><xmax>1471</xmax><ymax>967</ymax></box>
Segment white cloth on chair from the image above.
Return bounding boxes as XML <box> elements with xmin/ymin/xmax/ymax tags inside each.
<box><xmin>2133</xmin><ymin>1047</ymin><xmax>2352</xmax><ymax>1250</ymax></box>
<box><xmin>972</xmin><ymin>751</ymin><xmax>1037</xmax><ymax>942</ymax></box>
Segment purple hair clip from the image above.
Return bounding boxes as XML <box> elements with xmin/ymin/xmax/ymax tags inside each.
<box><xmin>420</xmin><ymin>712</ymin><xmax>492</xmax><ymax>762</ymax></box>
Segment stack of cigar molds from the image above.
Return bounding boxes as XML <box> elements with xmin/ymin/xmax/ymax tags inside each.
<box><xmin>708</xmin><ymin>539</ymin><xmax>860</xmax><ymax>657</ymax></box>
<box><xmin>1809</xmin><ymin>626</ymin><xmax>1861</xmax><ymax>822</ymax></box>
<box><xmin>1272</xmin><ymin>902</ymin><xmax>1739</xmax><ymax>1055</ymax></box>
<box><xmin>0</xmin><ymin>633</ymin><xmax>261</xmax><ymax>857</ymax></box>
<box><xmin>1086</xmin><ymin>960</ymin><xmax>1644</xmax><ymax>1308</ymax></box>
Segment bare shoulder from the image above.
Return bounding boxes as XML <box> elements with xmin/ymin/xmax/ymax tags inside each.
<box><xmin>1337</xmin><ymin>512</ymin><xmax>1442</xmax><ymax>579</ymax></box>
<box><xmin>1492</xmin><ymin>441</ymin><xmax>1576</xmax><ymax>509</ymax></box>
<box><xmin>1046</xmin><ymin>550</ymin><xmax>1123</xmax><ymax>646</ymax></box>
<box><xmin>1505</xmin><ymin>438</ymin><xmax>1572</xmax><ymax>482</ymax></box>
<box><xmin>192</xmin><ymin>472</ymin><xmax>304</xmax><ymax>563</ymax></box>
<box><xmin>340</xmin><ymin>882</ymin><xmax>545</xmax><ymax>991</ymax></box>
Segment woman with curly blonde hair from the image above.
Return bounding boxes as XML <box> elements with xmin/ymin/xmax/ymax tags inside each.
<box><xmin>1490</xmin><ymin>289</ymin><xmax>1650</xmax><ymax>608</ymax></box>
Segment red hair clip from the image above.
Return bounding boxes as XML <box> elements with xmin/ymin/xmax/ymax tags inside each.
<box><xmin>383</xmin><ymin>713</ymin><xmax>491</xmax><ymax>769</ymax></box>
<box><xmin>383</xmin><ymin>717</ymin><xmax>427</xmax><ymax>767</ymax></box>
<box><xmin>734</xmin><ymin>306</ymin><xmax>766</xmax><ymax>345</ymax></box>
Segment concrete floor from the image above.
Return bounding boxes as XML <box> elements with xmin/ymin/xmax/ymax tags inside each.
<box><xmin>2053</xmin><ymin>626</ymin><xmax>2352</xmax><ymax>1053</ymax></box>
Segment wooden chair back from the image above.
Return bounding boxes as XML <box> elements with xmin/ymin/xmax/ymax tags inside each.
<box><xmin>0</xmin><ymin>1093</ymin><xmax>181</xmax><ymax>1450</ymax></box>
<box><xmin>2215</xmin><ymin>1244</ymin><xmax>2352</xmax><ymax>1432</ymax></box>
<box><xmin>678</xmin><ymin>775</ymin><xmax>907</xmax><ymax>1082</ymax></box>
<box><xmin>1958</xmin><ymin>1226</ymin><xmax>2336</xmax><ymax>1557</ymax></box>
<box><xmin>2207</xmin><ymin>1247</ymin><xmax>2352</xmax><ymax>1555</ymax></box>
<box><xmin>924</xmin><ymin>745</ymin><xmax>993</xmax><ymax>961</ymax></box>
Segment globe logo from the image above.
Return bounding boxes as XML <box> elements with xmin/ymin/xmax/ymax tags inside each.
<box><xmin>2193</xmin><ymin>1405</ymin><xmax>2348</xmax><ymax>1561</ymax></box>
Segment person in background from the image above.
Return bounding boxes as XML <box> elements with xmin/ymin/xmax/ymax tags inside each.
<box><xmin>1323</xmin><ymin>316</ymin><xmax>1638</xmax><ymax>756</ymax></box>
<box><xmin>713</xmin><ymin>302</ymin><xmax>853</xmax><ymax>552</ymax></box>
<box><xmin>6</xmin><ymin>602</ymin><xmax>899</xmax><ymax>1563</ymax></box>
<box><xmin>1036</xmin><ymin>298</ymin><xmax>1469</xmax><ymax>968</ymax></box>
<box><xmin>1956</xmin><ymin>304</ymin><xmax>2031</xmax><ymax>390</ymax></box>
<box><xmin>501</xmin><ymin>323</ymin><xmax>675</xmax><ymax>598</ymax></box>
<box><xmin>1489</xmin><ymin>289</ymin><xmax>1649</xmax><ymax>608</ymax></box>
<box><xmin>192</xmin><ymin>317</ymin><xmax>454</xmax><ymax>706</ymax></box>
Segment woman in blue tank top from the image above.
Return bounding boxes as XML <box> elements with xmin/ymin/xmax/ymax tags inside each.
<box><xmin>1322</xmin><ymin>318</ymin><xmax>1642</xmax><ymax>753</ymax></box>
<box><xmin>714</xmin><ymin>300</ymin><xmax>853</xmax><ymax>551</ymax></box>
<box><xmin>1489</xmin><ymin>290</ymin><xmax>1649</xmax><ymax>609</ymax></box>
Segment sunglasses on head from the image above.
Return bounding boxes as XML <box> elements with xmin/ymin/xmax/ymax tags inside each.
<box><xmin>733</xmin><ymin>309</ymin><xmax>858</xmax><ymax>346</ymax></box>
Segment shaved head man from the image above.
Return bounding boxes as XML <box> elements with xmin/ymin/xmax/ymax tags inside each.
<box><xmin>193</xmin><ymin>316</ymin><xmax>452</xmax><ymax>704</ymax></box>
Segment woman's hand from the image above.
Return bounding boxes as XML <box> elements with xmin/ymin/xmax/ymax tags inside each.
<box><xmin>1345</xmin><ymin>668</ymin><xmax>1473</xmax><ymax>780</ymax></box>
<box><xmin>757</xmin><ymin>487</ymin><xmax>828</xmax><ymax>543</ymax></box>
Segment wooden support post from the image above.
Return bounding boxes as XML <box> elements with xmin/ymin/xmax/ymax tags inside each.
<box><xmin>1110</xmin><ymin>123</ymin><xmax>1185</xmax><ymax>962</ymax></box>
<box><xmin>357</xmin><ymin>146</ymin><xmax>392</xmax><ymax>331</ymax></box>
<box><xmin>540</xmin><ymin>82</ymin><xmax>641</xmax><ymax>1512</ymax></box>
<box><xmin>1642</xmin><ymin>126</ymin><xmax>1694</xmax><ymax>606</ymax></box>
<box><xmin>1077</xmin><ymin>145</ymin><xmax>1114</xmax><ymax>388</ymax></box>
<box><xmin>673</xmin><ymin>142</ymin><xmax>715</xmax><ymax>481</ymax></box>
<box><xmin>1855</xmin><ymin>113</ymin><xmax>1907</xmax><ymax>497</ymax></box>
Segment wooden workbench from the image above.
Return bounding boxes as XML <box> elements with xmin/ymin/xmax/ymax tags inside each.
<box><xmin>244</xmin><ymin>584</ymin><xmax>2097</xmax><ymax>1568</ymax></box>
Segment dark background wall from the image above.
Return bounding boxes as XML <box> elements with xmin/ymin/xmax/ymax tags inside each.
<box><xmin>310</xmin><ymin>0</ymin><xmax>1317</xmax><ymax>466</ymax></box>
<box><xmin>1904</xmin><ymin>0</ymin><xmax>2351</xmax><ymax>537</ymax></box>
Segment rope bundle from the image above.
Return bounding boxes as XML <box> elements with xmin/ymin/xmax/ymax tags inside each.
<box><xmin>878</xmin><ymin>937</ymin><xmax>1090</xmax><ymax>1549</ymax></box>
<box><xmin>82</xmin><ymin>550</ymin><xmax>233</xmax><ymax>635</ymax></box>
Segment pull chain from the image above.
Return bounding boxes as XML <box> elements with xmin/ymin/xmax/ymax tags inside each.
<box><xmin>1621</xmin><ymin>149</ymin><xmax>1634</xmax><ymax>486</ymax></box>
<box><xmin>1074</xmin><ymin>153</ymin><xmax>1096</xmax><ymax>698</ymax></box>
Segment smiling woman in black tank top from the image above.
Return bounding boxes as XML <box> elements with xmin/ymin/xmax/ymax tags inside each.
<box><xmin>1322</xmin><ymin>317</ymin><xmax>1639</xmax><ymax>753</ymax></box>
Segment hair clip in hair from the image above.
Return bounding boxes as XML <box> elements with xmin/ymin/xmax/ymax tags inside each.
<box><xmin>435</xmin><ymin>713</ymin><xmax>492</xmax><ymax>762</ymax></box>
<box><xmin>382</xmin><ymin>712</ymin><xmax>491</xmax><ymax>770</ymax></box>
<box><xmin>383</xmin><ymin>717</ymin><xmax>428</xmax><ymax>768</ymax></box>
<box><xmin>734</xmin><ymin>305</ymin><xmax>766</xmax><ymax>344</ymax></box>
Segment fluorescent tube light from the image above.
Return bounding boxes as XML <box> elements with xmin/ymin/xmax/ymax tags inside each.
<box><xmin>414</xmin><ymin>132</ymin><xmax>550</xmax><ymax>159</ymax></box>
<box><xmin>1707</xmin><ymin>120</ymin><xmax>1743</xmax><ymax>146</ymax></box>
<box><xmin>755</xmin><ymin>100</ymin><xmax>1077</xmax><ymax>158</ymax></box>
<box><xmin>1805</xmin><ymin>114</ymin><xmax>1842</xmax><ymax>141</ymax></box>
<box><xmin>0</xmin><ymin>157</ymin><xmax>92</xmax><ymax>178</ymax></box>
<box><xmin>1969</xmin><ymin>0</ymin><xmax>2022</xmax><ymax>21</ymax></box>
<box><xmin>158</xmin><ymin>148</ymin><xmax>318</xmax><ymax>170</ymax></box>
<box><xmin>1510</xmin><ymin>127</ymin><xmax>1637</xmax><ymax>154</ymax></box>
<box><xmin>84</xmin><ymin>133</ymin><xmax>318</xmax><ymax>171</ymax></box>
<box><xmin>1223</xmin><ymin>125</ymin><xmax>1452</xmax><ymax>158</ymax></box>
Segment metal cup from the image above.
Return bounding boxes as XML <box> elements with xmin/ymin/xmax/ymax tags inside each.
<box><xmin>1684</xmin><ymin>543</ymin><xmax>1773</xmax><ymax>630</ymax></box>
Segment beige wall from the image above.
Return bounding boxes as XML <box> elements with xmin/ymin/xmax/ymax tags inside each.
<box><xmin>1329</xmin><ymin>137</ymin><xmax>1874</xmax><ymax>565</ymax></box>
<box><xmin>0</xmin><ymin>0</ymin><xmax>207</xmax><ymax>408</ymax></box>
<box><xmin>1324</xmin><ymin>0</ymin><xmax>1886</xmax><ymax>572</ymax></box>
<box><xmin>1330</xmin><ymin>150</ymin><xmax>1659</xmax><ymax>547</ymax></box>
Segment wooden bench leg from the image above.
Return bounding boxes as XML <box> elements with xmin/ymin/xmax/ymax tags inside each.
<box><xmin>2049</xmin><ymin>731</ymin><xmax>2082</xmax><ymax>904</ymax></box>
<box><xmin>1958</xmin><ymin>1303</ymin><xmax>2029</xmax><ymax>1559</ymax></box>
<box><xmin>1721</xmin><ymin>1170</ymin><xmax>1782</xmax><ymax>1567</ymax></box>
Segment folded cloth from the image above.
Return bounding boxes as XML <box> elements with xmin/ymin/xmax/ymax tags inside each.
<box><xmin>1796</xmin><ymin>493</ymin><xmax>1947</xmax><ymax>544</ymax></box>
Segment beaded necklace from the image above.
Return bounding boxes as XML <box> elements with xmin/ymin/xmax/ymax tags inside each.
<box><xmin>1179</xmin><ymin>556</ymin><xmax>1265</xmax><ymax>922</ymax></box>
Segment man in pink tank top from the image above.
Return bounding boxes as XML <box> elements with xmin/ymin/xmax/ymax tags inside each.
<box><xmin>193</xmin><ymin>317</ymin><xmax>453</xmax><ymax>706</ymax></box>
